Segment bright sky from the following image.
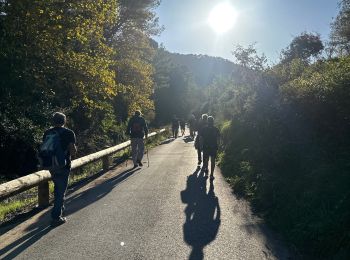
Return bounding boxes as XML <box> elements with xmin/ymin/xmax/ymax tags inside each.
<box><xmin>154</xmin><ymin>0</ymin><xmax>340</xmax><ymax>63</ymax></box>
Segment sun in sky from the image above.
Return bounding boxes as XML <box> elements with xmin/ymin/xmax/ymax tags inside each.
<box><xmin>208</xmin><ymin>2</ymin><xmax>238</xmax><ymax>34</ymax></box>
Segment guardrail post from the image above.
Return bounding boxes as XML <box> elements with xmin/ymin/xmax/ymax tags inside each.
<box><xmin>38</xmin><ymin>181</ymin><xmax>50</xmax><ymax>208</ymax></box>
<box><xmin>102</xmin><ymin>156</ymin><xmax>111</xmax><ymax>171</ymax></box>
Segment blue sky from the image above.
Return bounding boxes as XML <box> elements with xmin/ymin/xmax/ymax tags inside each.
<box><xmin>154</xmin><ymin>0</ymin><xmax>340</xmax><ymax>63</ymax></box>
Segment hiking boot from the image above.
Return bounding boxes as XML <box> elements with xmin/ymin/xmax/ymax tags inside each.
<box><xmin>136</xmin><ymin>159</ymin><xmax>143</xmax><ymax>167</ymax></box>
<box><xmin>133</xmin><ymin>164</ymin><xmax>138</xmax><ymax>169</ymax></box>
<box><xmin>51</xmin><ymin>217</ymin><xmax>66</xmax><ymax>227</ymax></box>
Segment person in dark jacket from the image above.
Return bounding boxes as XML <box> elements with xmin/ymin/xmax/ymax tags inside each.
<box><xmin>172</xmin><ymin>115</ymin><xmax>180</xmax><ymax>138</ymax></box>
<box><xmin>188</xmin><ymin>114</ymin><xmax>196</xmax><ymax>139</ymax></box>
<box><xmin>195</xmin><ymin>113</ymin><xmax>208</xmax><ymax>166</ymax></box>
<box><xmin>42</xmin><ymin>112</ymin><xmax>77</xmax><ymax>227</ymax></box>
<box><xmin>201</xmin><ymin>116</ymin><xmax>220</xmax><ymax>180</ymax></box>
<box><xmin>126</xmin><ymin>110</ymin><xmax>148</xmax><ymax>168</ymax></box>
<box><xmin>180</xmin><ymin>118</ymin><xmax>186</xmax><ymax>136</ymax></box>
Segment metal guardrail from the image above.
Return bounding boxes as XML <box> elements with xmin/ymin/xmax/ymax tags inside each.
<box><xmin>0</xmin><ymin>129</ymin><xmax>165</xmax><ymax>207</ymax></box>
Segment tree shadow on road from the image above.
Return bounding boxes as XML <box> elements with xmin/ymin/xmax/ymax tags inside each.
<box><xmin>181</xmin><ymin>168</ymin><xmax>221</xmax><ymax>260</ymax></box>
<box><xmin>0</xmin><ymin>167</ymin><xmax>140</xmax><ymax>259</ymax></box>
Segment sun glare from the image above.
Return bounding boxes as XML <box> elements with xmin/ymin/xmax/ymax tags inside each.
<box><xmin>208</xmin><ymin>2</ymin><xmax>238</xmax><ymax>34</ymax></box>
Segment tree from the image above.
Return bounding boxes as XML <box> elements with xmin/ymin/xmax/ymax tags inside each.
<box><xmin>330</xmin><ymin>0</ymin><xmax>350</xmax><ymax>55</ymax></box>
<box><xmin>111</xmin><ymin>0</ymin><xmax>161</xmax><ymax>121</ymax></box>
<box><xmin>280</xmin><ymin>32</ymin><xmax>324</xmax><ymax>62</ymax></box>
<box><xmin>0</xmin><ymin>0</ymin><xmax>120</xmax><ymax>176</ymax></box>
<box><xmin>232</xmin><ymin>43</ymin><xmax>267</xmax><ymax>71</ymax></box>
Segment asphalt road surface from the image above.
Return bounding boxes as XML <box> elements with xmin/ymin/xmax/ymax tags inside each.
<box><xmin>0</xmin><ymin>134</ymin><xmax>291</xmax><ymax>260</ymax></box>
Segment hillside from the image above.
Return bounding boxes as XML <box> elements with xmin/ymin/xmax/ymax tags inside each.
<box><xmin>166</xmin><ymin>52</ymin><xmax>238</xmax><ymax>87</ymax></box>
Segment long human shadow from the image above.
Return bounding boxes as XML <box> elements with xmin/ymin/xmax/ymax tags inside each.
<box><xmin>181</xmin><ymin>168</ymin><xmax>221</xmax><ymax>260</ymax></box>
<box><xmin>0</xmin><ymin>211</ymin><xmax>52</xmax><ymax>259</ymax></box>
<box><xmin>0</xmin><ymin>166</ymin><xmax>140</xmax><ymax>259</ymax></box>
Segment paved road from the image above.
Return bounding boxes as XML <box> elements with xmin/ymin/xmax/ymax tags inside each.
<box><xmin>0</xmin><ymin>134</ymin><xmax>291</xmax><ymax>259</ymax></box>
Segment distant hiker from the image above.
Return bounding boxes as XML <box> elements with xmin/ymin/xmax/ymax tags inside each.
<box><xmin>201</xmin><ymin>116</ymin><xmax>220</xmax><ymax>180</ymax></box>
<box><xmin>172</xmin><ymin>115</ymin><xmax>180</xmax><ymax>138</ymax></box>
<box><xmin>126</xmin><ymin>110</ymin><xmax>148</xmax><ymax>168</ymax></box>
<box><xmin>194</xmin><ymin>113</ymin><xmax>208</xmax><ymax>166</ymax></box>
<box><xmin>188</xmin><ymin>114</ymin><xmax>196</xmax><ymax>139</ymax></box>
<box><xmin>180</xmin><ymin>119</ymin><xmax>186</xmax><ymax>136</ymax></box>
<box><xmin>39</xmin><ymin>112</ymin><xmax>76</xmax><ymax>227</ymax></box>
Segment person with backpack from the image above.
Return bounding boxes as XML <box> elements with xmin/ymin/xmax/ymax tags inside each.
<box><xmin>171</xmin><ymin>115</ymin><xmax>180</xmax><ymax>138</ymax></box>
<box><xmin>126</xmin><ymin>110</ymin><xmax>148</xmax><ymax>168</ymax></box>
<box><xmin>201</xmin><ymin>116</ymin><xmax>220</xmax><ymax>180</ymax></box>
<box><xmin>195</xmin><ymin>113</ymin><xmax>208</xmax><ymax>166</ymax></box>
<box><xmin>39</xmin><ymin>112</ymin><xmax>76</xmax><ymax>227</ymax></box>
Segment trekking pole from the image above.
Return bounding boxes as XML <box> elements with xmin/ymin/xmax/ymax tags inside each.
<box><xmin>147</xmin><ymin>147</ymin><xmax>150</xmax><ymax>167</ymax></box>
<box><xmin>125</xmin><ymin>145</ymin><xmax>129</xmax><ymax>167</ymax></box>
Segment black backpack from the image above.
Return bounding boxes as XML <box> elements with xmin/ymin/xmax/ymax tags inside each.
<box><xmin>131</xmin><ymin>119</ymin><xmax>143</xmax><ymax>134</ymax></box>
<box><xmin>38</xmin><ymin>129</ymin><xmax>66</xmax><ymax>170</ymax></box>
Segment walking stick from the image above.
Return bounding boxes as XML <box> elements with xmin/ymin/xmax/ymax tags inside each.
<box><xmin>147</xmin><ymin>147</ymin><xmax>150</xmax><ymax>167</ymax></box>
<box><xmin>125</xmin><ymin>145</ymin><xmax>130</xmax><ymax>167</ymax></box>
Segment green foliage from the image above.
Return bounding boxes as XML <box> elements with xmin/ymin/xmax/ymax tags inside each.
<box><xmin>215</xmin><ymin>44</ymin><xmax>350</xmax><ymax>257</ymax></box>
<box><xmin>0</xmin><ymin>0</ymin><xmax>161</xmax><ymax>178</ymax></box>
<box><xmin>111</xmin><ymin>0</ymin><xmax>161</xmax><ymax>120</ymax></box>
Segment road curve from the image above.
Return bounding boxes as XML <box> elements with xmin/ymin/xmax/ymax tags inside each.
<box><xmin>0</xmin><ymin>134</ymin><xmax>291</xmax><ymax>260</ymax></box>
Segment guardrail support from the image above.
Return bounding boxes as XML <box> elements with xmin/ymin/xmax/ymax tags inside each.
<box><xmin>38</xmin><ymin>181</ymin><xmax>50</xmax><ymax>208</ymax></box>
<box><xmin>102</xmin><ymin>156</ymin><xmax>111</xmax><ymax>171</ymax></box>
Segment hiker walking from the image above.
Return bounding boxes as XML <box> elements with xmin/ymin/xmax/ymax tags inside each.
<box><xmin>188</xmin><ymin>114</ymin><xmax>196</xmax><ymax>139</ymax></box>
<box><xmin>126</xmin><ymin>110</ymin><xmax>148</xmax><ymax>168</ymax></box>
<box><xmin>195</xmin><ymin>114</ymin><xmax>208</xmax><ymax>166</ymax></box>
<box><xmin>172</xmin><ymin>115</ymin><xmax>180</xmax><ymax>138</ymax></box>
<box><xmin>39</xmin><ymin>112</ymin><xmax>76</xmax><ymax>227</ymax></box>
<box><xmin>180</xmin><ymin>118</ymin><xmax>186</xmax><ymax>136</ymax></box>
<box><xmin>201</xmin><ymin>116</ymin><xmax>220</xmax><ymax>180</ymax></box>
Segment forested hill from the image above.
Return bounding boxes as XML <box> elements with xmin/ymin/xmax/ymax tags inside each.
<box><xmin>166</xmin><ymin>52</ymin><xmax>238</xmax><ymax>87</ymax></box>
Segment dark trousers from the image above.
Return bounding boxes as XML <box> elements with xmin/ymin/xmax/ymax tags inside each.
<box><xmin>50</xmin><ymin>168</ymin><xmax>70</xmax><ymax>219</ymax></box>
<box><xmin>203</xmin><ymin>150</ymin><xmax>217</xmax><ymax>174</ymax></box>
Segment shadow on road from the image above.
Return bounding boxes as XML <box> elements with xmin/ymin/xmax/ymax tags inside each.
<box><xmin>181</xmin><ymin>168</ymin><xmax>221</xmax><ymax>260</ymax></box>
<box><xmin>0</xmin><ymin>166</ymin><xmax>140</xmax><ymax>259</ymax></box>
<box><xmin>0</xmin><ymin>212</ymin><xmax>52</xmax><ymax>260</ymax></box>
<box><xmin>64</xmin><ymin>167</ymin><xmax>140</xmax><ymax>217</ymax></box>
<box><xmin>159</xmin><ymin>138</ymin><xmax>175</xmax><ymax>145</ymax></box>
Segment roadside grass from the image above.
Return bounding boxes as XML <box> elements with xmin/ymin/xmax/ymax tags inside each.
<box><xmin>0</xmin><ymin>129</ymin><xmax>169</xmax><ymax>224</ymax></box>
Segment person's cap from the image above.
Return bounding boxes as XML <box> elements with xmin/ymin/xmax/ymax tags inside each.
<box><xmin>135</xmin><ymin>110</ymin><xmax>141</xmax><ymax>116</ymax></box>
